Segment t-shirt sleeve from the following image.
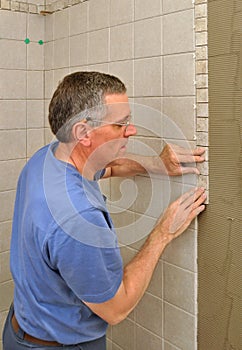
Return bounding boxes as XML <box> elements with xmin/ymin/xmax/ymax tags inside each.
<box><xmin>45</xmin><ymin>209</ymin><xmax>123</xmax><ymax>304</ymax></box>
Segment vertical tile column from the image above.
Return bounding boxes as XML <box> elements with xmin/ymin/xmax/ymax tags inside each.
<box><xmin>195</xmin><ymin>0</ymin><xmax>209</xmax><ymax>200</ymax></box>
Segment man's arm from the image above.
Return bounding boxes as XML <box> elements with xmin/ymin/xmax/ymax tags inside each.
<box><xmin>102</xmin><ymin>143</ymin><xmax>206</xmax><ymax>178</ymax></box>
<box><xmin>83</xmin><ymin>187</ymin><xmax>206</xmax><ymax>325</ymax></box>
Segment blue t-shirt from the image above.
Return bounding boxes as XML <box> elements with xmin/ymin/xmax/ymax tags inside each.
<box><xmin>10</xmin><ymin>142</ymin><xmax>123</xmax><ymax>345</ymax></box>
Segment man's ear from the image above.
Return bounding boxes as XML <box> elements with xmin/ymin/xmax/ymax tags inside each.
<box><xmin>72</xmin><ymin>122</ymin><xmax>91</xmax><ymax>147</ymax></box>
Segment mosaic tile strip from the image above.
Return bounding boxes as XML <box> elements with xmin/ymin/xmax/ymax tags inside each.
<box><xmin>194</xmin><ymin>0</ymin><xmax>209</xmax><ymax>199</ymax></box>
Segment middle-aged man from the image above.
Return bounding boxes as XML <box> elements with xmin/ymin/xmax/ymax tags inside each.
<box><xmin>3</xmin><ymin>71</ymin><xmax>206</xmax><ymax>350</ymax></box>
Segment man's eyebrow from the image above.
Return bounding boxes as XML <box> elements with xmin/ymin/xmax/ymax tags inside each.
<box><xmin>117</xmin><ymin>114</ymin><xmax>132</xmax><ymax>123</ymax></box>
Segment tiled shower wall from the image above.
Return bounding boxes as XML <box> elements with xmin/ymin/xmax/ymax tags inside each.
<box><xmin>0</xmin><ymin>1</ymin><xmax>208</xmax><ymax>349</ymax></box>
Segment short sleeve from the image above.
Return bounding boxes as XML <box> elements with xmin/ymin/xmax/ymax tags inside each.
<box><xmin>45</xmin><ymin>213</ymin><xmax>123</xmax><ymax>303</ymax></box>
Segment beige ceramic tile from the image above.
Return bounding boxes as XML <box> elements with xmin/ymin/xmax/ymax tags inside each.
<box><xmin>109</xmin><ymin>60</ymin><xmax>134</xmax><ymax>97</ymax></box>
<box><xmin>0</xmin><ymin>130</ymin><xmax>26</xmax><ymax>161</ymax></box>
<box><xmin>0</xmin><ymin>191</ymin><xmax>16</xmax><ymax>222</ymax></box>
<box><xmin>27</xmin><ymin>129</ymin><xmax>45</xmax><ymax>158</ymax></box>
<box><xmin>163</xmin><ymin>0</ymin><xmax>193</xmax><ymax>14</ymax></box>
<box><xmin>0</xmin><ymin>100</ymin><xmax>26</xmax><ymax>130</ymax></box>
<box><xmin>0</xmin><ymin>221</ymin><xmax>12</xmax><ymax>252</ymax></box>
<box><xmin>134</xmin><ymin>0</ymin><xmax>162</xmax><ymax>20</ymax></box>
<box><xmin>0</xmin><ymin>280</ymin><xmax>14</xmax><ymax>312</ymax></box>
<box><xmin>110</xmin><ymin>23</ymin><xmax>134</xmax><ymax>61</ymax></box>
<box><xmin>70</xmin><ymin>33</ymin><xmax>88</xmax><ymax>67</ymax></box>
<box><xmin>27</xmin><ymin>71</ymin><xmax>44</xmax><ymax>99</ymax></box>
<box><xmin>136</xmin><ymin>325</ymin><xmax>163</xmax><ymax>350</ymax></box>
<box><xmin>69</xmin><ymin>1</ymin><xmax>88</xmax><ymax>36</ymax></box>
<box><xmin>135</xmin><ymin>292</ymin><xmax>163</xmax><ymax>337</ymax></box>
<box><xmin>0</xmin><ymin>70</ymin><xmax>26</xmax><ymax>99</ymax></box>
<box><xmin>44</xmin><ymin>70</ymin><xmax>54</xmax><ymax>99</ymax></box>
<box><xmin>27</xmin><ymin>13</ymin><xmax>45</xmax><ymax>41</ymax></box>
<box><xmin>164</xmin><ymin>302</ymin><xmax>196</xmax><ymax>349</ymax></box>
<box><xmin>132</xmin><ymin>98</ymin><xmax>163</xmax><ymax>137</ymax></box>
<box><xmin>163</xmin><ymin>97</ymin><xmax>195</xmax><ymax>140</ymax></box>
<box><xmin>164</xmin><ymin>341</ymin><xmax>180</xmax><ymax>350</ymax></box>
<box><xmin>0</xmin><ymin>11</ymin><xmax>26</xmax><ymax>40</ymax></box>
<box><xmin>45</xmin><ymin>12</ymin><xmax>54</xmax><ymax>42</ymax></box>
<box><xmin>88</xmin><ymin>0</ymin><xmax>110</xmax><ymax>31</ymax></box>
<box><xmin>163</xmin><ymin>53</ymin><xmax>195</xmax><ymax>96</ymax></box>
<box><xmin>163</xmin><ymin>9</ymin><xmax>194</xmax><ymax>55</ymax></box>
<box><xmin>0</xmin><ymin>39</ymin><xmax>26</xmax><ymax>70</ymax></box>
<box><xmin>44</xmin><ymin>42</ymin><xmax>54</xmax><ymax>71</ymax></box>
<box><xmin>53</xmin><ymin>38</ymin><xmax>69</xmax><ymax>69</ymax></box>
<box><xmin>53</xmin><ymin>7</ymin><xmax>69</xmax><ymax>40</ymax></box>
<box><xmin>27</xmin><ymin>43</ymin><xmax>44</xmax><ymax>70</ymax></box>
<box><xmin>0</xmin><ymin>251</ymin><xmax>11</xmax><ymax>283</ymax></box>
<box><xmin>88</xmin><ymin>29</ymin><xmax>109</xmax><ymax>64</ymax></box>
<box><xmin>147</xmin><ymin>259</ymin><xmax>163</xmax><ymax>298</ymax></box>
<box><xmin>110</xmin><ymin>0</ymin><xmax>134</xmax><ymax>26</ymax></box>
<box><xmin>163</xmin><ymin>262</ymin><xmax>196</xmax><ymax>314</ymax></box>
<box><xmin>163</xmin><ymin>228</ymin><xmax>197</xmax><ymax>272</ymax></box>
<box><xmin>134</xmin><ymin>16</ymin><xmax>162</xmax><ymax>58</ymax></box>
<box><xmin>132</xmin><ymin>175</ymin><xmax>169</xmax><ymax>218</ymax></box>
<box><xmin>27</xmin><ymin>100</ymin><xmax>45</xmax><ymax>128</ymax></box>
<box><xmin>112</xmin><ymin>318</ymin><xmax>135</xmax><ymax>350</ymax></box>
<box><xmin>0</xmin><ymin>159</ymin><xmax>25</xmax><ymax>192</ymax></box>
<box><xmin>134</xmin><ymin>57</ymin><xmax>162</xmax><ymax>97</ymax></box>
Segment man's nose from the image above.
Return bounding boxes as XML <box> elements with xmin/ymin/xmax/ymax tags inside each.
<box><xmin>124</xmin><ymin>123</ymin><xmax>137</xmax><ymax>137</ymax></box>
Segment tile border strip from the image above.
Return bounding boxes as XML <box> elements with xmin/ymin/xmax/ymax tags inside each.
<box><xmin>194</xmin><ymin>0</ymin><xmax>209</xmax><ymax>200</ymax></box>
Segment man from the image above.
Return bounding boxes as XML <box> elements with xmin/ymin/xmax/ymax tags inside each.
<box><xmin>3</xmin><ymin>71</ymin><xmax>206</xmax><ymax>350</ymax></box>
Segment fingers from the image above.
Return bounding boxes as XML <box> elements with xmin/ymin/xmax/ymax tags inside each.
<box><xmin>178</xmin><ymin>187</ymin><xmax>206</xmax><ymax>209</ymax></box>
<box><xmin>166</xmin><ymin>144</ymin><xmax>205</xmax><ymax>164</ymax></box>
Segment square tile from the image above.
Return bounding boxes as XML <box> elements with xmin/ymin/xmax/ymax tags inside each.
<box><xmin>70</xmin><ymin>1</ymin><xmax>88</xmax><ymax>35</ymax></box>
<box><xmin>0</xmin><ymin>159</ymin><xmax>25</xmax><ymax>192</ymax></box>
<box><xmin>0</xmin><ymin>40</ymin><xmax>26</xmax><ymax>70</ymax></box>
<box><xmin>0</xmin><ymin>11</ymin><xmax>26</xmax><ymax>40</ymax></box>
<box><xmin>163</xmin><ymin>97</ymin><xmax>195</xmax><ymax>140</ymax></box>
<box><xmin>0</xmin><ymin>70</ymin><xmax>26</xmax><ymax>99</ymax></box>
<box><xmin>0</xmin><ymin>130</ymin><xmax>26</xmax><ymax>161</ymax></box>
<box><xmin>136</xmin><ymin>325</ymin><xmax>162</xmax><ymax>350</ymax></box>
<box><xmin>163</xmin><ymin>228</ymin><xmax>197</xmax><ymax>272</ymax></box>
<box><xmin>163</xmin><ymin>0</ymin><xmax>193</xmax><ymax>14</ymax></box>
<box><xmin>110</xmin><ymin>0</ymin><xmax>134</xmax><ymax>26</ymax></box>
<box><xmin>134</xmin><ymin>57</ymin><xmax>162</xmax><ymax>97</ymax></box>
<box><xmin>53</xmin><ymin>7</ymin><xmax>69</xmax><ymax>39</ymax></box>
<box><xmin>163</xmin><ymin>262</ymin><xmax>196</xmax><ymax>313</ymax></box>
<box><xmin>135</xmin><ymin>293</ymin><xmax>163</xmax><ymax>337</ymax></box>
<box><xmin>0</xmin><ymin>101</ymin><xmax>26</xmax><ymax>130</ymax></box>
<box><xmin>135</xmin><ymin>0</ymin><xmax>162</xmax><ymax>20</ymax></box>
<box><xmin>163</xmin><ymin>53</ymin><xmax>195</xmax><ymax>96</ymax></box>
<box><xmin>134</xmin><ymin>17</ymin><xmax>162</xmax><ymax>58</ymax></box>
<box><xmin>110</xmin><ymin>23</ymin><xmax>134</xmax><ymax>61</ymax></box>
<box><xmin>53</xmin><ymin>38</ymin><xmax>69</xmax><ymax>69</ymax></box>
<box><xmin>88</xmin><ymin>29</ymin><xmax>109</xmax><ymax>64</ymax></box>
<box><xmin>0</xmin><ymin>222</ymin><xmax>12</xmax><ymax>253</ymax></box>
<box><xmin>164</xmin><ymin>302</ymin><xmax>196</xmax><ymax>349</ymax></box>
<box><xmin>163</xmin><ymin>10</ymin><xmax>194</xmax><ymax>55</ymax></box>
<box><xmin>112</xmin><ymin>318</ymin><xmax>135</xmax><ymax>349</ymax></box>
<box><xmin>70</xmin><ymin>33</ymin><xmax>88</xmax><ymax>67</ymax></box>
<box><xmin>88</xmin><ymin>0</ymin><xmax>110</xmax><ymax>31</ymax></box>
<box><xmin>27</xmin><ymin>71</ymin><xmax>44</xmax><ymax>99</ymax></box>
<box><xmin>0</xmin><ymin>191</ymin><xmax>16</xmax><ymax>222</ymax></box>
<box><xmin>109</xmin><ymin>60</ymin><xmax>134</xmax><ymax>97</ymax></box>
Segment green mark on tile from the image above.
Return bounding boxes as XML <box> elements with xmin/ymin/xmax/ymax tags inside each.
<box><xmin>24</xmin><ymin>38</ymin><xmax>30</xmax><ymax>44</ymax></box>
<box><xmin>38</xmin><ymin>40</ymin><xmax>44</xmax><ymax>45</ymax></box>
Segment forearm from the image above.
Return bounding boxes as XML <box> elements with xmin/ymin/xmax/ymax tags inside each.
<box><xmin>121</xmin><ymin>226</ymin><xmax>170</xmax><ymax>312</ymax></box>
<box><xmin>84</xmin><ymin>226</ymin><xmax>170</xmax><ymax>325</ymax></box>
<box><xmin>107</xmin><ymin>153</ymin><xmax>166</xmax><ymax>177</ymax></box>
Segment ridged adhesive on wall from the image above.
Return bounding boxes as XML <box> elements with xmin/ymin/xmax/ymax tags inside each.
<box><xmin>198</xmin><ymin>1</ymin><xmax>242</xmax><ymax>349</ymax></box>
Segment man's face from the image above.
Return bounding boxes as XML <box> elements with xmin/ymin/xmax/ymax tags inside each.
<box><xmin>88</xmin><ymin>93</ymin><xmax>137</xmax><ymax>167</ymax></box>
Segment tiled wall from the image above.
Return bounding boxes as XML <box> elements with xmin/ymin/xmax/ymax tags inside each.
<box><xmin>0</xmin><ymin>2</ymin><xmax>45</xmax><ymax>349</ymax></box>
<box><xmin>0</xmin><ymin>1</ymin><xmax>209</xmax><ymax>349</ymax></box>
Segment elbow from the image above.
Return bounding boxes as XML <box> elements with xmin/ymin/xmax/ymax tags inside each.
<box><xmin>106</xmin><ymin>312</ymin><xmax>127</xmax><ymax>326</ymax></box>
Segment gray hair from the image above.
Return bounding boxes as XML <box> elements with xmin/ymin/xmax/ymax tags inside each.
<box><xmin>48</xmin><ymin>71</ymin><xmax>126</xmax><ymax>142</ymax></box>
